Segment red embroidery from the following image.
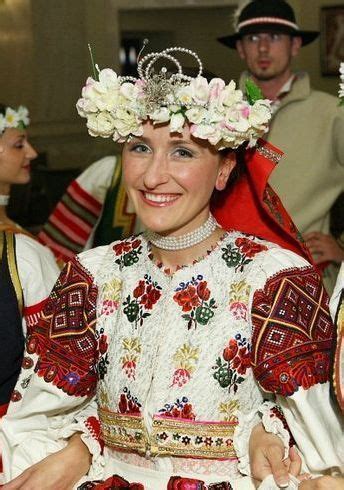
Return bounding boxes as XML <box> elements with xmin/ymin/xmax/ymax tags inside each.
<box><xmin>78</xmin><ymin>475</ymin><xmax>144</xmax><ymax>489</ymax></box>
<box><xmin>85</xmin><ymin>416</ymin><xmax>104</xmax><ymax>452</ymax></box>
<box><xmin>270</xmin><ymin>406</ymin><xmax>296</xmax><ymax>447</ymax></box>
<box><xmin>118</xmin><ymin>388</ymin><xmax>142</xmax><ymax>415</ymax></box>
<box><xmin>251</xmin><ymin>267</ymin><xmax>334</xmax><ymax>396</ymax></box>
<box><xmin>27</xmin><ymin>258</ymin><xmax>98</xmax><ymax>397</ymax></box>
<box><xmin>235</xmin><ymin>237</ymin><xmax>268</xmax><ymax>258</ymax></box>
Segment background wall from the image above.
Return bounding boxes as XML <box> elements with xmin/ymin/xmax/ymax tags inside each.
<box><xmin>0</xmin><ymin>0</ymin><xmax>343</xmax><ymax>171</ymax></box>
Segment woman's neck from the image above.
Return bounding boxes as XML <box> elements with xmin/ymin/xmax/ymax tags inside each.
<box><xmin>150</xmin><ymin>227</ymin><xmax>225</xmax><ymax>273</ymax></box>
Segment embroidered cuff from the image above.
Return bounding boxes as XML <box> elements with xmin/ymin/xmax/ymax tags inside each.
<box><xmin>260</xmin><ymin>401</ymin><xmax>294</xmax><ymax>460</ymax></box>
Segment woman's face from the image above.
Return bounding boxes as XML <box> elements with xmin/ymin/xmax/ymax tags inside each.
<box><xmin>122</xmin><ymin>121</ymin><xmax>235</xmax><ymax>236</ymax></box>
<box><xmin>0</xmin><ymin>128</ymin><xmax>37</xmax><ymax>187</ymax></box>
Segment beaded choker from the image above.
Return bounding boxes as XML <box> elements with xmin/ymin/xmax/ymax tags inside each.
<box><xmin>145</xmin><ymin>214</ymin><xmax>218</xmax><ymax>250</ymax></box>
<box><xmin>0</xmin><ymin>195</ymin><xmax>10</xmax><ymax>206</ymax></box>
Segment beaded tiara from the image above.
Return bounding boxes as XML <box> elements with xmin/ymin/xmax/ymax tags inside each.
<box><xmin>0</xmin><ymin>106</ymin><xmax>30</xmax><ymax>134</ymax></box>
<box><xmin>76</xmin><ymin>46</ymin><xmax>272</xmax><ymax>150</ymax></box>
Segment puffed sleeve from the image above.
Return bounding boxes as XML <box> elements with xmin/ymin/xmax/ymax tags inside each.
<box><xmin>15</xmin><ymin>234</ymin><xmax>60</xmax><ymax>336</ymax></box>
<box><xmin>0</xmin><ymin>247</ymin><xmax>108</xmax><ymax>483</ymax></box>
<box><xmin>250</xmin><ymin>247</ymin><xmax>344</xmax><ymax>475</ymax></box>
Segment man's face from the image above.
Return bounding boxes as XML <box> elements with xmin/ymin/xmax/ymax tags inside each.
<box><xmin>236</xmin><ymin>32</ymin><xmax>302</xmax><ymax>81</ymax></box>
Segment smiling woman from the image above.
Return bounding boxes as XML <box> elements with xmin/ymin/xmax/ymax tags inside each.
<box><xmin>1</xmin><ymin>47</ymin><xmax>342</xmax><ymax>490</ymax></box>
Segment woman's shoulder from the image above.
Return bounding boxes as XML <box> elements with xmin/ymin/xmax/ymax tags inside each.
<box><xmin>224</xmin><ymin>230</ymin><xmax>312</xmax><ymax>280</ymax></box>
<box><xmin>76</xmin><ymin>234</ymin><xmax>145</xmax><ymax>277</ymax></box>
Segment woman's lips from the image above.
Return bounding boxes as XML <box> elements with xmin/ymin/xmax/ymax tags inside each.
<box><xmin>141</xmin><ymin>191</ymin><xmax>180</xmax><ymax>207</ymax></box>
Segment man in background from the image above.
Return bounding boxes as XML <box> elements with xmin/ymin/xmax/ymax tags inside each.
<box><xmin>218</xmin><ymin>0</ymin><xmax>344</xmax><ymax>292</ymax></box>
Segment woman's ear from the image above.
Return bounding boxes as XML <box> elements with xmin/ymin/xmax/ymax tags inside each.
<box><xmin>215</xmin><ymin>151</ymin><xmax>236</xmax><ymax>191</ymax></box>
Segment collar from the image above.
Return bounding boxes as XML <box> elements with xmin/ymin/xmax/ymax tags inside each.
<box><xmin>239</xmin><ymin>71</ymin><xmax>311</xmax><ymax>110</ymax></box>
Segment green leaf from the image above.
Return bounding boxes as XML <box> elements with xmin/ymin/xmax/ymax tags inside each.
<box><xmin>245</xmin><ymin>79</ymin><xmax>263</xmax><ymax>105</ymax></box>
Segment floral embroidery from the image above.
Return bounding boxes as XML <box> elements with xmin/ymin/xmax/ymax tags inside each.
<box><xmin>121</xmin><ymin>337</ymin><xmax>142</xmax><ymax>379</ymax></box>
<box><xmin>213</xmin><ymin>334</ymin><xmax>251</xmax><ymax>393</ymax></box>
<box><xmin>228</xmin><ymin>280</ymin><xmax>251</xmax><ymax>321</ymax></box>
<box><xmin>118</xmin><ymin>387</ymin><xmax>142</xmax><ymax>415</ymax></box>
<box><xmin>22</xmin><ymin>356</ymin><xmax>34</xmax><ymax>370</ymax></box>
<box><xmin>100</xmin><ymin>278</ymin><xmax>122</xmax><ymax>315</ymax></box>
<box><xmin>222</xmin><ymin>237</ymin><xmax>267</xmax><ymax>272</ymax></box>
<box><xmin>173</xmin><ymin>275</ymin><xmax>217</xmax><ymax>329</ymax></box>
<box><xmin>172</xmin><ymin>343</ymin><xmax>200</xmax><ymax>387</ymax></box>
<box><xmin>218</xmin><ymin>400</ymin><xmax>239</xmax><ymax>423</ymax></box>
<box><xmin>113</xmin><ymin>237</ymin><xmax>142</xmax><ymax>269</ymax></box>
<box><xmin>123</xmin><ymin>275</ymin><xmax>162</xmax><ymax>327</ymax></box>
<box><xmin>159</xmin><ymin>396</ymin><xmax>196</xmax><ymax>420</ymax></box>
<box><xmin>96</xmin><ymin>327</ymin><xmax>109</xmax><ymax>380</ymax></box>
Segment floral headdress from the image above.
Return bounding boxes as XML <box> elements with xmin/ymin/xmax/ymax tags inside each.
<box><xmin>339</xmin><ymin>62</ymin><xmax>344</xmax><ymax>106</ymax></box>
<box><xmin>0</xmin><ymin>106</ymin><xmax>30</xmax><ymax>134</ymax></box>
<box><xmin>76</xmin><ymin>46</ymin><xmax>272</xmax><ymax>150</ymax></box>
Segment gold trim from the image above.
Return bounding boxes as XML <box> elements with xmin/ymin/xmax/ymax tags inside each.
<box><xmin>98</xmin><ymin>407</ymin><xmax>238</xmax><ymax>459</ymax></box>
<box><xmin>151</xmin><ymin>417</ymin><xmax>237</xmax><ymax>459</ymax></box>
<box><xmin>6</xmin><ymin>232</ymin><xmax>23</xmax><ymax>314</ymax></box>
<box><xmin>99</xmin><ymin>407</ymin><xmax>147</xmax><ymax>453</ymax></box>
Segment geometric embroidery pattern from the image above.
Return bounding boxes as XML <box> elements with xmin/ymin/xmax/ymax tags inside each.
<box><xmin>27</xmin><ymin>257</ymin><xmax>98</xmax><ymax>397</ymax></box>
<box><xmin>251</xmin><ymin>267</ymin><xmax>334</xmax><ymax>396</ymax></box>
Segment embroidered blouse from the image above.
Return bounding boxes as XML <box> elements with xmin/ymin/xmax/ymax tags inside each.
<box><xmin>1</xmin><ymin>232</ymin><xmax>342</xmax><ymax>488</ymax></box>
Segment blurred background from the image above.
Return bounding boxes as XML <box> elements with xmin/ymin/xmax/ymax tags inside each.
<box><xmin>0</xmin><ymin>0</ymin><xmax>343</xmax><ymax>229</ymax></box>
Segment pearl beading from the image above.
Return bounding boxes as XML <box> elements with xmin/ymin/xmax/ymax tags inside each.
<box><xmin>145</xmin><ymin>214</ymin><xmax>218</xmax><ymax>251</ymax></box>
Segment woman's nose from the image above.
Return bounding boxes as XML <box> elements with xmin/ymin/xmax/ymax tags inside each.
<box><xmin>25</xmin><ymin>141</ymin><xmax>38</xmax><ymax>160</ymax></box>
<box><xmin>142</xmin><ymin>153</ymin><xmax>169</xmax><ymax>189</ymax></box>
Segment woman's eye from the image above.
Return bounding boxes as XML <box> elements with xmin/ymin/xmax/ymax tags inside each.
<box><xmin>130</xmin><ymin>143</ymin><xmax>150</xmax><ymax>153</ymax></box>
<box><xmin>174</xmin><ymin>148</ymin><xmax>193</xmax><ymax>158</ymax></box>
<box><xmin>14</xmin><ymin>143</ymin><xmax>24</xmax><ymax>149</ymax></box>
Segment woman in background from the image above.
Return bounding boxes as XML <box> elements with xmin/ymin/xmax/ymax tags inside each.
<box><xmin>0</xmin><ymin>104</ymin><xmax>59</xmax><ymax>416</ymax></box>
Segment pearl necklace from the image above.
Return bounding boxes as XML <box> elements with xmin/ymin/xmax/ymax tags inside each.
<box><xmin>0</xmin><ymin>195</ymin><xmax>10</xmax><ymax>206</ymax></box>
<box><xmin>145</xmin><ymin>214</ymin><xmax>218</xmax><ymax>251</ymax></box>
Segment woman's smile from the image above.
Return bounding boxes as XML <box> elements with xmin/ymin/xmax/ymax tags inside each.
<box><xmin>141</xmin><ymin>191</ymin><xmax>180</xmax><ymax>207</ymax></box>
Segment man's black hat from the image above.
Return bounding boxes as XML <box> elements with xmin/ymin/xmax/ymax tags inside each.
<box><xmin>218</xmin><ymin>0</ymin><xmax>319</xmax><ymax>49</ymax></box>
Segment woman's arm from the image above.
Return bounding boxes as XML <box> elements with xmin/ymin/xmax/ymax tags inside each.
<box><xmin>3</xmin><ymin>434</ymin><xmax>91</xmax><ymax>490</ymax></box>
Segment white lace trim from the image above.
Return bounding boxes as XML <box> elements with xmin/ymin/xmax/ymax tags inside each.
<box><xmin>233</xmin><ymin>409</ymin><xmax>260</xmax><ymax>476</ymax></box>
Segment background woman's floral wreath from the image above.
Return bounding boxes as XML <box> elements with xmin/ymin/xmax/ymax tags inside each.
<box><xmin>339</xmin><ymin>62</ymin><xmax>344</xmax><ymax>106</ymax></box>
<box><xmin>77</xmin><ymin>45</ymin><xmax>272</xmax><ymax>150</ymax></box>
<box><xmin>0</xmin><ymin>106</ymin><xmax>30</xmax><ymax>134</ymax></box>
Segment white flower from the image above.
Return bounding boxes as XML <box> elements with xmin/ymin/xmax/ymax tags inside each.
<box><xmin>176</xmin><ymin>85</ymin><xmax>193</xmax><ymax>106</ymax></box>
<box><xmin>340</xmin><ymin>62</ymin><xmax>344</xmax><ymax>77</ymax></box>
<box><xmin>170</xmin><ymin>112</ymin><xmax>185</xmax><ymax>133</ymax></box>
<box><xmin>98</xmin><ymin>68</ymin><xmax>119</xmax><ymax>90</ymax></box>
<box><xmin>185</xmin><ymin>106</ymin><xmax>207</xmax><ymax>124</ymax></box>
<box><xmin>150</xmin><ymin>107</ymin><xmax>170</xmax><ymax>124</ymax></box>
<box><xmin>5</xmin><ymin>108</ymin><xmax>20</xmax><ymax>128</ymax></box>
<box><xmin>222</xmin><ymin>82</ymin><xmax>243</xmax><ymax>107</ymax></box>
<box><xmin>208</xmin><ymin>78</ymin><xmax>226</xmax><ymax>103</ymax></box>
<box><xmin>190</xmin><ymin>122</ymin><xmax>219</xmax><ymax>143</ymax></box>
<box><xmin>17</xmin><ymin>106</ymin><xmax>30</xmax><ymax>126</ymax></box>
<box><xmin>249</xmin><ymin>100</ymin><xmax>271</xmax><ymax>129</ymax></box>
<box><xmin>0</xmin><ymin>114</ymin><xmax>5</xmax><ymax>133</ymax></box>
<box><xmin>190</xmin><ymin>76</ymin><xmax>209</xmax><ymax>105</ymax></box>
<box><xmin>114</xmin><ymin>108</ymin><xmax>141</xmax><ymax>137</ymax></box>
<box><xmin>87</xmin><ymin>112</ymin><xmax>116</xmax><ymax>138</ymax></box>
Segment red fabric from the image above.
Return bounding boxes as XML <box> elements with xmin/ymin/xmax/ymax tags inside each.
<box><xmin>211</xmin><ymin>139</ymin><xmax>316</xmax><ymax>268</ymax></box>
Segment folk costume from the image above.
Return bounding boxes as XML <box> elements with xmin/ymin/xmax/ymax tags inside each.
<box><xmin>1</xmin><ymin>48</ymin><xmax>342</xmax><ymax>489</ymax></box>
